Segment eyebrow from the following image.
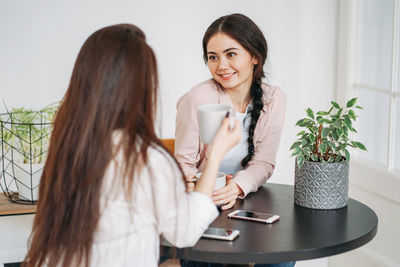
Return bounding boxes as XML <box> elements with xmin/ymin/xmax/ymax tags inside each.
<box><xmin>207</xmin><ymin>47</ymin><xmax>239</xmax><ymax>54</ymax></box>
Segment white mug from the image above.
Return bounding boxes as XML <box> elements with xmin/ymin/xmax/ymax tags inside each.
<box><xmin>197</xmin><ymin>104</ymin><xmax>230</xmax><ymax>144</ymax></box>
<box><xmin>195</xmin><ymin>172</ymin><xmax>227</xmax><ymax>190</ymax></box>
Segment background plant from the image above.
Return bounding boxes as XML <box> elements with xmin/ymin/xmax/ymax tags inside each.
<box><xmin>1</xmin><ymin>103</ymin><xmax>58</xmax><ymax>164</ymax></box>
<box><xmin>290</xmin><ymin>98</ymin><xmax>367</xmax><ymax>168</ymax></box>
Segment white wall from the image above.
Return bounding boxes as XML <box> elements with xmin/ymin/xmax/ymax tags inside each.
<box><xmin>0</xmin><ymin>0</ymin><xmax>338</xmax><ymax>265</ymax></box>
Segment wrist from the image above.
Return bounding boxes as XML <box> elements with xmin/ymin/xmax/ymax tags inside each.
<box><xmin>208</xmin><ymin>146</ymin><xmax>224</xmax><ymax>163</ymax></box>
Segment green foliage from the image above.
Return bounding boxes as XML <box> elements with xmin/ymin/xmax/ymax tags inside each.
<box><xmin>290</xmin><ymin>98</ymin><xmax>367</xmax><ymax>168</ymax></box>
<box><xmin>0</xmin><ymin>103</ymin><xmax>58</xmax><ymax>164</ymax></box>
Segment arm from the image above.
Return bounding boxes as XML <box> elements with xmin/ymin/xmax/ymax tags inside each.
<box><xmin>156</xmin><ymin>118</ymin><xmax>241</xmax><ymax>247</ymax></box>
<box><xmin>174</xmin><ymin>93</ymin><xmax>202</xmax><ymax>177</ymax></box>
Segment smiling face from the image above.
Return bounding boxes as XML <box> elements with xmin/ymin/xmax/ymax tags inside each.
<box><xmin>206</xmin><ymin>33</ymin><xmax>258</xmax><ymax>92</ymax></box>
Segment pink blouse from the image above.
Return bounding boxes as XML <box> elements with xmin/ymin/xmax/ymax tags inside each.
<box><xmin>175</xmin><ymin>79</ymin><xmax>287</xmax><ymax>197</ymax></box>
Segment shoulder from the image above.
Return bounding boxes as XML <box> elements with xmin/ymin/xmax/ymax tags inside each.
<box><xmin>146</xmin><ymin>144</ymin><xmax>177</xmax><ymax>167</ymax></box>
<box><xmin>261</xmin><ymin>83</ymin><xmax>286</xmax><ymax>106</ymax></box>
<box><xmin>177</xmin><ymin>79</ymin><xmax>220</xmax><ymax>107</ymax></box>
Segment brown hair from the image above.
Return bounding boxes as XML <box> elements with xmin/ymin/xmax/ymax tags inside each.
<box><xmin>202</xmin><ymin>14</ymin><xmax>268</xmax><ymax>167</ymax></box>
<box><xmin>25</xmin><ymin>24</ymin><xmax>173</xmax><ymax>267</ymax></box>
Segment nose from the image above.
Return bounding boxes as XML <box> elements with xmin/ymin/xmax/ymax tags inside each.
<box><xmin>217</xmin><ymin>56</ymin><xmax>229</xmax><ymax>70</ymax></box>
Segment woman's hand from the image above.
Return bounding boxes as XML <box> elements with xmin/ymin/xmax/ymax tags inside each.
<box><xmin>212</xmin><ymin>174</ymin><xmax>244</xmax><ymax>210</ymax></box>
<box><xmin>185</xmin><ymin>175</ymin><xmax>195</xmax><ymax>192</ymax></box>
<box><xmin>193</xmin><ymin>117</ymin><xmax>241</xmax><ymax>197</ymax></box>
<box><xmin>209</xmin><ymin>116</ymin><xmax>241</xmax><ymax>160</ymax></box>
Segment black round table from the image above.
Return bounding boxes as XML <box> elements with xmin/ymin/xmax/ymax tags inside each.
<box><xmin>161</xmin><ymin>183</ymin><xmax>378</xmax><ymax>264</ymax></box>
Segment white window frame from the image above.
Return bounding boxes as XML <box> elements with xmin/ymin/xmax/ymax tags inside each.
<box><xmin>337</xmin><ymin>0</ymin><xmax>400</xmax><ymax>204</ymax></box>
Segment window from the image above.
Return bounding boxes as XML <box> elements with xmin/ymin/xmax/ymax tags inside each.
<box><xmin>352</xmin><ymin>0</ymin><xmax>400</xmax><ymax>172</ymax></box>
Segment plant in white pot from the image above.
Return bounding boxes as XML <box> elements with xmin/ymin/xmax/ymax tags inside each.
<box><xmin>1</xmin><ymin>103</ymin><xmax>57</xmax><ymax>202</ymax></box>
<box><xmin>290</xmin><ymin>98</ymin><xmax>366</xmax><ymax>209</ymax></box>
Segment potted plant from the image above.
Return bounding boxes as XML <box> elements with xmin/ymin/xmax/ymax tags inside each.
<box><xmin>0</xmin><ymin>103</ymin><xmax>57</xmax><ymax>202</ymax></box>
<box><xmin>290</xmin><ymin>98</ymin><xmax>366</xmax><ymax>209</ymax></box>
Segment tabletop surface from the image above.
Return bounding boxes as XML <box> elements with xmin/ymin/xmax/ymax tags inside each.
<box><xmin>161</xmin><ymin>183</ymin><xmax>378</xmax><ymax>264</ymax></box>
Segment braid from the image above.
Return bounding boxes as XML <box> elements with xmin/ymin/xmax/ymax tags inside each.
<box><xmin>241</xmin><ymin>82</ymin><xmax>263</xmax><ymax>167</ymax></box>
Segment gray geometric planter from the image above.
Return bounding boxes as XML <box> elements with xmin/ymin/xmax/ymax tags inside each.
<box><xmin>294</xmin><ymin>159</ymin><xmax>349</xmax><ymax>209</ymax></box>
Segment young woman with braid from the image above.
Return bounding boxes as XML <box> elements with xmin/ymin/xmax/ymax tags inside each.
<box><xmin>175</xmin><ymin>13</ymin><xmax>287</xmax><ymax>211</ymax></box>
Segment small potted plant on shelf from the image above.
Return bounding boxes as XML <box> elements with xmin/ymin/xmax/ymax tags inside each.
<box><xmin>0</xmin><ymin>103</ymin><xmax>58</xmax><ymax>202</ymax></box>
<box><xmin>290</xmin><ymin>98</ymin><xmax>366</xmax><ymax>209</ymax></box>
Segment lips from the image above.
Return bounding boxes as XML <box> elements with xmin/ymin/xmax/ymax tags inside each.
<box><xmin>218</xmin><ymin>72</ymin><xmax>236</xmax><ymax>80</ymax></box>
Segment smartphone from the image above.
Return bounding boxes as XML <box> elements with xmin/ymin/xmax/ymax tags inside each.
<box><xmin>227</xmin><ymin>209</ymin><xmax>280</xmax><ymax>224</ymax></box>
<box><xmin>201</xmin><ymin>227</ymin><xmax>240</xmax><ymax>241</ymax></box>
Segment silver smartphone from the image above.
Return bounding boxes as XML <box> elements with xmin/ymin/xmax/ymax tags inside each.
<box><xmin>228</xmin><ymin>209</ymin><xmax>280</xmax><ymax>224</ymax></box>
<box><xmin>201</xmin><ymin>227</ymin><xmax>240</xmax><ymax>241</ymax></box>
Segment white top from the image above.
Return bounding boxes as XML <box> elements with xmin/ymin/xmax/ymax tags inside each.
<box><xmin>83</xmin><ymin>133</ymin><xmax>218</xmax><ymax>267</ymax></box>
<box><xmin>219</xmin><ymin>104</ymin><xmax>252</xmax><ymax>174</ymax></box>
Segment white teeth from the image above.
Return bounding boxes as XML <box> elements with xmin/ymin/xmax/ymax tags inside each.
<box><xmin>221</xmin><ymin>73</ymin><xmax>234</xmax><ymax>77</ymax></box>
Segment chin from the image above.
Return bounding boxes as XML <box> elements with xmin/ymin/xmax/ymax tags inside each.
<box><xmin>215</xmin><ymin>79</ymin><xmax>237</xmax><ymax>90</ymax></box>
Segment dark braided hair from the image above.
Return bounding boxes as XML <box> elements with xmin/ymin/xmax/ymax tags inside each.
<box><xmin>202</xmin><ymin>14</ymin><xmax>268</xmax><ymax>167</ymax></box>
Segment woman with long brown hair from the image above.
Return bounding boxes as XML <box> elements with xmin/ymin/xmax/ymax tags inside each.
<box><xmin>24</xmin><ymin>24</ymin><xmax>240</xmax><ymax>267</ymax></box>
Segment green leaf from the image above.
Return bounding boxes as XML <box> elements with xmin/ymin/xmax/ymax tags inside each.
<box><xmin>291</xmin><ymin>147</ymin><xmax>302</xmax><ymax>157</ymax></box>
<box><xmin>352</xmin><ymin>141</ymin><xmax>367</xmax><ymax>151</ymax></box>
<box><xmin>309</xmin><ymin>134</ymin><xmax>315</xmax><ymax>143</ymax></box>
<box><xmin>335</xmin><ymin>154</ymin><xmax>342</xmax><ymax>162</ymax></box>
<box><xmin>296</xmin><ymin>131</ymin><xmax>305</xmax><ymax>136</ymax></box>
<box><xmin>327</xmin><ymin>141</ymin><xmax>336</xmax><ymax>149</ymax></box>
<box><xmin>327</xmin><ymin>157</ymin><xmax>335</xmax><ymax>163</ymax></box>
<box><xmin>301</xmin><ymin>139</ymin><xmax>308</xmax><ymax>146</ymax></box>
<box><xmin>344</xmin><ymin>149</ymin><xmax>350</xmax><ymax>161</ymax></box>
<box><xmin>348</xmin><ymin>109</ymin><xmax>356</xmax><ymax>120</ymax></box>
<box><xmin>316</xmin><ymin>116</ymin><xmax>324</xmax><ymax>124</ymax></box>
<box><xmin>333</xmin><ymin>119</ymin><xmax>342</xmax><ymax>128</ymax></box>
<box><xmin>350</xmin><ymin>127</ymin><xmax>358</xmax><ymax>133</ymax></box>
<box><xmin>331</xmin><ymin>101</ymin><xmax>340</xmax><ymax>109</ymax></box>
<box><xmin>306</xmin><ymin>108</ymin><xmax>314</xmax><ymax>119</ymax></box>
<box><xmin>332</xmin><ymin>129</ymin><xmax>339</xmax><ymax>141</ymax></box>
<box><xmin>321</xmin><ymin>128</ymin><xmax>330</xmax><ymax>138</ymax></box>
<box><xmin>319</xmin><ymin>143</ymin><xmax>328</xmax><ymax>154</ymax></box>
<box><xmin>310</xmin><ymin>154</ymin><xmax>318</xmax><ymax>161</ymax></box>
<box><xmin>336</xmin><ymin>108</ymin><xmax>343</xmax><ymax>117</ymax></box>
<box><xmin>346</xmin><ymin>97</ymin><xmax>357</xmax><ymax>108</ymax></box>
<box><xmin>344</xmin><ymin>117</ymin><xmax>352</xmax><ymax>129</ymax></box>
<box><xmin>290</xmin><ymin>141</ymin><xmax>301</xmax><ymax>150</ymax></box>
<box><xmin>303</xmin><ymin>118</ymin><xmax>315</xmax><ymax>127</ymax></box>
<box><xmin>355</xmin><ymin>105</ymin><xmax>363</xmax><ymax>110</ymax></box>
<box><xmin>342</xmin><ymin>126</ymin><xmax>348</xmax><ymax>137</ymax></box>
<box><xmin>316</xmin><ymin>111</ymin><xmax>329</xmax><ymax>116</ymax></box>
<box><xmin>335</xmin><ymin>128</ymin><xmax>343</xmax><ymax>138</ymax></box>
<box><xmin>295</xmin><ymin>118</ymin><xmax>305</xmax><ymax>126</ymax></box>
<box><xmin>297</xmin><ymin>154</ymin><xmax>305</xmax><ymax>168</ymax></box>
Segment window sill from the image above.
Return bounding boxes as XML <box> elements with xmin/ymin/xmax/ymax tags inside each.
<box><xmin>349</xmin><ymin>156</ymin><xmax>400</xmax><ymax>204</ymax></box>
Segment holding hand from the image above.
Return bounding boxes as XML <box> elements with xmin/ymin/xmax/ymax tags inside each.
<box><xmin>193</xmin><ymin>115</ymin><xmax>241</xmax><ymax>197</ymax></box>
<box><xmin>212</xmin><ymin>174</ymin><xmax>244</xmax><ymax>210</ymax></box>
<box><xmin>209</xmin><ymin>116</ymin><xmax>241</xmax><ymax>160</ymax></box>
<box><xmin>185</xmin><ymin>175</ymin><xmax>195</xmax><ymax>192</ymax></box>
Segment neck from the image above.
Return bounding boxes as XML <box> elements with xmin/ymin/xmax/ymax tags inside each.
<box><xmin>226</xmin><ymin>85</ymin><xmax>252</xmax><ymax>113</ymax></box>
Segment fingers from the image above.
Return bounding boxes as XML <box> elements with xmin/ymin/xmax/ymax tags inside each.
<box><xmin>186</xmin><ymin>182</ymin><xmax>195</xmax><ymax>192</ymax></box>
<box><xmin>212</xmin><ymin>183</ymin><xmax>240</xmax><ymax>205</ymax></box>
<box><xmin>226</xmin><ymin>174</ymin><xmax>233</xmax><ymax>183</ymax></box>
<box><xmin>214</xmin><ymin>194</ymin><xmax>237</xmax><ymax>206</ymax></box>
<box><xmin>185</xmin><ymin>175</ymin><xmax>195</xmax><ymax>192</ymax></box>
<box><xmin>221</xmin><ymin>199</ymin><xmax>237</xmax><ymax>210</ymax></box>
<box><xmin>185</xmin><ymin>175</ymin><xmax>195</xmax><ymax>182</ymax></box>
